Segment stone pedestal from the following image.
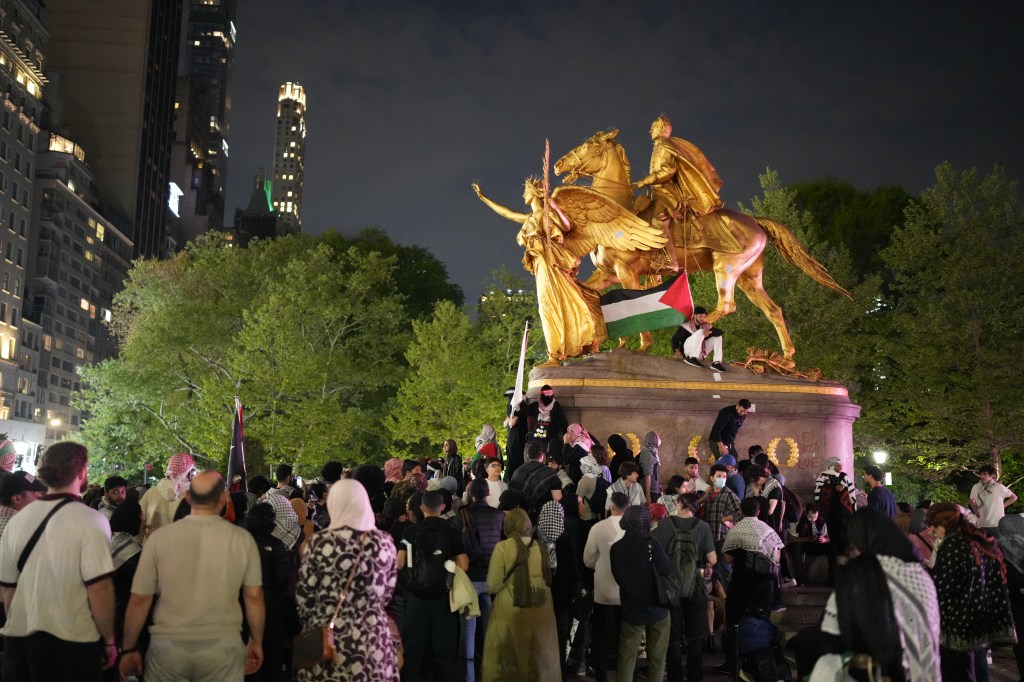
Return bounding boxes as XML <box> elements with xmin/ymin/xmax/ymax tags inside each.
<box><xmin>528</xmin><ymin>350</ymin><xmax>860</xmax><ymax>495</ymax></box>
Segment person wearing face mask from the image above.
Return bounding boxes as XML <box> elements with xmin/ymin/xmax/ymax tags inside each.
<box><xmin>699</xmin><ymin>464</ymin><xmax>742</xmax><ymax>585</ymax></box>
<box><xmin>526</xmin><ymin>385</ymin><xmax>568</xmax><ymax>450</ymax></box>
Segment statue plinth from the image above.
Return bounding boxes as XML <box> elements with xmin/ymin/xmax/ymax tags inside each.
<box><xmin>529</xmin><ymin>350</ymin><xmax>860</xmax><ymax>494</ymax></box>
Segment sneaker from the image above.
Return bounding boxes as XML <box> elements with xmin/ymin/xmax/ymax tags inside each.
<box><xmin>782</xmin><ymin>577</ymin><xmax>798</xmax><ymax>587</ymax></box>
<box><xmin>772</xmin><ymin>603</ymin><xmax>787</xmax><ymax>612</ymax></box>
<box><xmin>712</xmin><ymin>663</ymin><xmax>734</xmax><ymax>675</ymax></box>
<box><xmin>710</xmin><ymin>361</ymin><xmax>727</xmax><ymax>373</ymax></box>
<box><xmin>683</xmin><ymin>356</ymin><xmax>705</xmax><ymax>368</ymax></box>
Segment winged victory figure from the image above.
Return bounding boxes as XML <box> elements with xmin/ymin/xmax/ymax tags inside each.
<box><xmin>473</xmin><ymin>178</ymin><xmax>667</xmax><ymax>366</ymax></box>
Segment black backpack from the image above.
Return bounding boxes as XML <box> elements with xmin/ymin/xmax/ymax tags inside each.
<box><xmin>588</xmin><ymin>476</ymin><xmax>610</xmax><ymax>515</ymax></box>
<box><xmin>664</xmin><ymin>517</ymin><xmax>704</xmax><ymax>600</ymax></box>
<box><xmin>410</xmin><ymin>523</ymin><xmax>454</xmax><ymax>596</ymax></box>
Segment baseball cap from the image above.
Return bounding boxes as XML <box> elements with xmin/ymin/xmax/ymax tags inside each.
<box><xmin>0</xmin><ymin>471</ymin><xmax>46</xmax><ymax>501</ymax></box>
<box><xmin>716</xmin><ymin>454</ymin><xmax>737</xmax><ymax>467</ymax></box>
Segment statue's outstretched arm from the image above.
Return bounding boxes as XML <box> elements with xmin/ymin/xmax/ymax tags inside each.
<box><xmin>472</xmin><ymin>183</ymin><xmax>529</xmax><ymax>224</ymax></box>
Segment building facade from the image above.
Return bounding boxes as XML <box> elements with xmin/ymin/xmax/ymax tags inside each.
<box><xmin>28</xmin><ymin>132</ymin><xmax>132</xmax><ymax>444</ymax></box>
<box><xmin>271</xmin><ymin>82</ymin><xmax>305</xmax><ymax>234</ymax></box>
<box><xmin>44</xmin><ymin>0</ymin><xmax>183</xmax><ymax>259</ymax></box>
<box><xmin>0</xmin><ymin>0</ymin><xmax>46</xmax><ymax>451</ymax></box>
<box><xmin>170</xmin><ymin>0</ymin><xmax>236</xmax><ymax>246</ymax></box>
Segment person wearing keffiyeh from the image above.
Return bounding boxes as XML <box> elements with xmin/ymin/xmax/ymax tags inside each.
<box><xmin>267</xmin><ymin>491</ymin><xmax>301</xmax><ymax>550</ymax></box>
<box><xmin>139</xmin><ymin>452</ymin><xmax>196</xmax><ymax>540</ymax></box>
<box><xmin>927</xmin><ymin>502</ymin><xmax>1016</xmax><ymax>679</ymax></box>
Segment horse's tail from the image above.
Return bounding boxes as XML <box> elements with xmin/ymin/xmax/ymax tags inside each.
<box><xmin>755</xmin><ymin>217</ymin><xmax>852</xmax><ymax>299</ymax></box>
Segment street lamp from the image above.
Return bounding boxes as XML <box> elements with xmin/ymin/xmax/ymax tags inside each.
<box><xmin>873</xmin><ymin>450</ymin><xmax>888</xmax><ymax>465</ymax></box>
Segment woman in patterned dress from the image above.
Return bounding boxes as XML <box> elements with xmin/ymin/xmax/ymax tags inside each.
<box><xmin>927</xmin><ymin>502</ymin><xmax>1016</xmax><ymax>682</ymax></box>
<box><xmin>297</xmin><ymin>479</ymin><xmax>399</xmax><ymax>682</ymax></box>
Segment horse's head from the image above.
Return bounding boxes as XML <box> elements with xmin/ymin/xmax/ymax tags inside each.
<box><xmin>554</xmin><ymin>129</ymin><xmax>620</xmax><ymax>184</ymax></box>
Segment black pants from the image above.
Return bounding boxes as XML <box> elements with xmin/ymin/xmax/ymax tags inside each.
<box><xmin>402</xmin><ymin>593</ymin><xmax>459</xmax><ymax>682</ymax></box>
<box><xmin>590</xmin><ymin>603</ymin><xmax>621</xmax><ymax>682</ymax></box>
<box><xmin>4</xmin><ymin>631</ymin><xmax>102</xmax><ymax>682</ymax></box>
<box><xmin>666</xmin><ymin>593</ymin><xmax>707</xmax><ymax>682</ymax></box>
<box><xmin>788</xmin><ymin>541</ymin><xmax>837</xmax><ymax>584</ymax></box>
<box><xmin>940</xmin><ymin>646</ymin><xmax>976</xmax><ymax>682</ymax></box>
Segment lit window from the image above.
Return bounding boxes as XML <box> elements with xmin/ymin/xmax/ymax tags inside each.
<box><xmin>194</xmin><ymin>40</ymin><xmax>201</xmax><ymax>46</ymax></box>
<box><xmin>80</xmin><ymin>298</ymin><xmax>89</xmax><ymax>310</ymax></box>
<box><xmin>84</xmin><ymin>250</ymin><xmax>93</xmax><ymax>261</ymax></box>
<box><xmin>96</xmin><ymin>224</ymin><xmax>105</xmax><ymax>240</ymax></box>
<box><xmin>290</xmin><ymin>141</ymin><xmax>296</xmax><ymax>147</ymax></box>
<box><xmin>287</xmin><ymin>191</ymin><xmax>292</xmax><ymax>197</ymax></box>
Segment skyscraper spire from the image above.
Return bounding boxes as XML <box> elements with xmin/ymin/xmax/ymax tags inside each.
<box><xmin>271</xmin><ymin>82</ymin><xmax>306</xmax><ymax>234</ymax></box>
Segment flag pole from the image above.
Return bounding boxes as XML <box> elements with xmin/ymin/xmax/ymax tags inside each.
<box><xmin>510</xmin><ymin>317</ymin><xmax>532</xmax><ymax>408</ymax></box>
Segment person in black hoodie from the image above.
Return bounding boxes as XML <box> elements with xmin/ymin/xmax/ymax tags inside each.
<box><xmin>611</xmin><ymin>505</ymin><xmax>674</xmax><ymax>682</ymax></box>
<box><xmin>606</xmin><ymin>434</ymin><xmax>634</xmax><ymax>481</ymax></box>
<box><xmin>452</xmin><ymin>478</ymin><xmax>504</xmax><ymax>682</ymax></box>
<box><xmin>245</xmin><ymin>502</ymin><xmax>293</xmax><ymax>682</ymax></box>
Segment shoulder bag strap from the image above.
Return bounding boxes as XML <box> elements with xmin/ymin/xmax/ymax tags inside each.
<box><xmin>17</xmin><ymin>498</ymin><xmax>75</xmax><ymax>572</ymax></box>
<box><xmin>328</xmin><ymin>531</ymin><xmax>367</xmax><ymax>630</ymax></box>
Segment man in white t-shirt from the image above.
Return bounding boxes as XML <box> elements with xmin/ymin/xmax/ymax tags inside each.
<box><xmin>0</xmin><ymin>442</ymin><xmax>117</xmax><ymax>681</ymax></box>
<box><xmin>583</xmin><ymin>491</ymin><xmax>628</xmax><ymax>682</ymax></box>
<box><xmin>970</xmin><ymin>464</ymin><xmax>1018</xmax><ymax>533</ymax></box>
<box><xmin>119</xmin><ymin>472</ymin><xmax>265</xmax><ymax>682</ymax></box>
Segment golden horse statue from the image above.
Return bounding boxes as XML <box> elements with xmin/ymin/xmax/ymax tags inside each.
<box><xmin>553</xmin><ymin>129</ymin><xmax>850</xmax><ymax>363</ymax></box>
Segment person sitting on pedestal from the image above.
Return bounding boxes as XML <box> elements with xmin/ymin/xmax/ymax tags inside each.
<box><xmin>671</xmin><ymin>306</ymin><xmax>726</xmax><ymax>372</ymax></box>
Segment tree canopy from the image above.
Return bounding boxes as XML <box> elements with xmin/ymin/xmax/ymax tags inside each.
<box><xmin>78</xmin><ymin>229</ymin><xmax>461</xmax><ymax>479</ymax></box>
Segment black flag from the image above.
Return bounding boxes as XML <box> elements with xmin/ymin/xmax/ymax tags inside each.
<box><xmin>227</xmin><ymin>396</ymin><xmax>247</xmax><ymax>492</ymax></box>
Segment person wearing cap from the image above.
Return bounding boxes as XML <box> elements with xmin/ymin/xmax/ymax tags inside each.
<box><xmin>0</xmin><ymin>471</ymin><xmax>46</xmax><ymax>539</ymax></box>
<box><xmin>671</xmin><ymin>306</ymin><xmax>726</xmax><ymax>372</ymax></box>
<box><xmin>863</xmin><ymin>465</ymin><xmax>897</xmax><ymax>519</ymax></box>
<box><xmin>97</xmin><ymin>476</ymin><xmax>129</xmax><ymax>520</ymax></box>
<box><xmin>452</xmin><ymin>477</ymin><xmax>504</xmax><ymax>682</ymax></box>
<box><xmin>139</xmin><ymin>453</ymin><xmax>196</xmax><ymax>541</ymax></box>
<box><xmin>716</xmin><ymin>454</ymin><xmax>746</xmax><ymax>500</ymax></box>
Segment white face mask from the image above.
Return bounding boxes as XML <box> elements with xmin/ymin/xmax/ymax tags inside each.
<box><xmin>713</xmin><ymin>477</ymin><xmax>727</xmax><ymax>490</ymax></box>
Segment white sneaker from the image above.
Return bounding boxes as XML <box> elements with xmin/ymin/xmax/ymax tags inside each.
<box><xmin>782</xmin><ymin>577</ymin><xmax>798</xmax><ymax>587</ymax></box>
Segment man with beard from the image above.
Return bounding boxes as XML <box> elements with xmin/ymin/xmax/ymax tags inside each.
<box><xmin>0</xmin><ymin>442</ymin><xmax>117</xmax><ymax>680</ymax></box>
<box><xmin>525</xmin><ymin>384</ymin><xmax>568</xmax><ymax>451</ymax></box>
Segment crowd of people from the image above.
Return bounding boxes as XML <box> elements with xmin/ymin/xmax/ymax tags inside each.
<box><xmin>0</xmin><ymin>396</ymin><xmax>1019</xmax><ymax>682</ymax></box>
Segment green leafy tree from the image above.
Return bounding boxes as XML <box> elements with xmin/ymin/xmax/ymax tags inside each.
<box><xmin>76</xmin><ymin>232</ymin><xmax>444</xmax><ymax>478</ymax></box>
<box><xmin>790</xmin><ymin>177</ymin><xmax>913</xmax><ymax>276</ymax></box>
<box><xmin>865</xmin><ymin>163</ymin><xmax>1024</xmax><ymax>475</ymax></box>
<box><xmin>720</xmin><ymin>170</ymin><xmax>882</xmax><ymax>384</ymax></box>
<box><xmin>387</xmin><ymin>300</ymin><xmax>504</xmax><ymax>456</ymax></box>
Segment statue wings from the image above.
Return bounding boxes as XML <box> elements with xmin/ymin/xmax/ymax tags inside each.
<box><xmin>549</xmin><ymin>186</ymin><xmax>667</xmax><ymax>257</ymax></box>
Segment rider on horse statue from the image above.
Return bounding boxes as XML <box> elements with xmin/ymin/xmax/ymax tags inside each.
<box><xmin>634</xmin><ymin>115</ymin><xmax>742</xmax><ymax>256</ymax></box>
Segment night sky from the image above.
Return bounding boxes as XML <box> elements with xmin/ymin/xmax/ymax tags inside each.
<box><xmin>225</xmin><ymin>1</ymin><xmax>1024</xmax><ymax>302</ymax></box>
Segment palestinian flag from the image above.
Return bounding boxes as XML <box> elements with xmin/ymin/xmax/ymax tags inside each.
<box><xmin>227</xmin><ymin>396</ymin><xmax>247</xmax><ymax>492</ymax></box>
<box><xmin>600</xmin><ymin>274</ymin><xmax>694</xmax><ymax>338</ymax></box>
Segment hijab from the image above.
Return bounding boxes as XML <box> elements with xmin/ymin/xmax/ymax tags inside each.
<box><xmin>621</xmin><ymin>504</ymin><xmax>652</xmax><ymax>538</ymax></box>
<box><xmin>566</xmin><ymin>423</ymin><xmax>593</xmax><ymax>452</ymax></box>
<box><xmin>607</xmin><ymin>434</ymin><xmax>631</xmax><ymax>458</ymax></box>
<box><xmin>327</xmin><ymin>478</ymin><xmax>376</xmax><ymax>532</ymax></box>
<box><xmin>927</xmin><ymin>502</ymin><xmax>1003</xmax><ymax>566</ymax></box>
<box><xmin>503</xmin><ymin>508</ymin><xmax>551</xmax><ymax>607</ymax></box>
<box><xmin>267</xmin><ymin>492</ymin><xmax>300</xmax><ymax>549</ymax></box>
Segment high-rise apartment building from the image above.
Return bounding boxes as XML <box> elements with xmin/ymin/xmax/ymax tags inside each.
<box><xmin>44</xmin><ymin>0</ymin><xmax>183</xmax><ymax>259</ymax></box>
<box><xmin>0</xmin><ymin>0</ymin><xmax>46</xmax><ymax>449</ymax></box>
<box><xmin>271</xmin><ymin>82</ymin><xmax>305</xmax><ymax>234</ymax></box>
<box><xmin>170</xmin><ymin>0</ymin><xmax>236</xmax><ymax>246</ymax></box>
<box><xmin>28</xmin><ymin>132</ymin><xmax>133</xmax><ymax>443</ymax></box>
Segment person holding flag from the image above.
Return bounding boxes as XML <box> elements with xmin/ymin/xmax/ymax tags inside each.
<box><xmin>671</xmin><ymin>306</ymin><xmax>727</xmax><ymax>372</ymax></box>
